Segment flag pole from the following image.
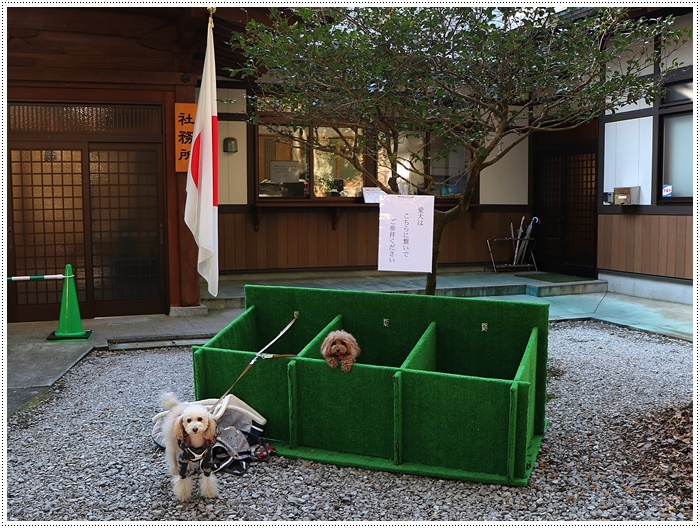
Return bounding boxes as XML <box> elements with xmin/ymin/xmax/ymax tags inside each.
<box><xmin>184</xmin><ymin>4</ymin><xmax>220</xmax><ymax>297</ymax></box>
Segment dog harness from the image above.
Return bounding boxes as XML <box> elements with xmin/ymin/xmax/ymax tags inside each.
<box><xmin>177</xmin><ymin>438</ymin><xmax>216</xmax><ymax>479</ymax></box>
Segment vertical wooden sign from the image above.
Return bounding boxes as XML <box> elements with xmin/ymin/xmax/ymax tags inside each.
<box><xmin>175</xmin><ymin>103</ymin><xmax>197</xmax><ymax>172</ymax></box>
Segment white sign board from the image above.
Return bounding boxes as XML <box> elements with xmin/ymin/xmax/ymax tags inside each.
<box><xmin>378</xmin><ymin>194</ymin><xmax>434</xmax><ymax>273</ymax></box>
<box><xmin>362</xmin><ymin>187</ymin><xmax>387</xmax><ymax>204</ymax></box>
<box><xmin>269</xmin><ymin>161</ymin><xmax>299</xmax><ymax>182</ymax></box>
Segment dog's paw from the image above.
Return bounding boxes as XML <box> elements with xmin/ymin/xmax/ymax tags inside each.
<box><xmin>199</xmin><ymin>474</ymin><xmax>219</xmax><ymax>498</ymax></box>
<box><xmin>172</xmin><ymin>475</ymin><xmax>193</xmax><ymax>502</ymax></box>
<box><xmin>340</xmin><ymin>358</ymin><xmax>355</xmax><ymax>372</ymax></box>
<box><xmin>325</xmin><ymin>357</ymin><xmax>339</xmax><ymax>369</ymax></box>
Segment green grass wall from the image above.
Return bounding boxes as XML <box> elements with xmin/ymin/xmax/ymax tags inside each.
<box><xmin>193</xmin><ymin>285</ymin><xmax>549</xmax><ymax>485</ymax></box>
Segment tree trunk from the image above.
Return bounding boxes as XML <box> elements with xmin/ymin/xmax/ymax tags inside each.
<box><xmin>424</xmin><ymin>168</ymin><xmax>481</xmax><ymax>295</ymax></box>
<box><xmin>425</xmin><ymin>212</ymin><xmax>448</xmax><ymax>295</ymax></box>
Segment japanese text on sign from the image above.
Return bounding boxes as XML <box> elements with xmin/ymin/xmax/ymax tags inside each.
<box><xmin>378</xmin><ymin>195</ymin><xmax>434</xmax><ymax>273</ymax></box>
<box><xmin>175</xmin><ymin>103</ymin><xmax>197</xmax><ymax>172</ymax></box>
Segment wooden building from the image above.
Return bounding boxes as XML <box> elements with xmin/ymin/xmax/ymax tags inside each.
<box><xmin>596</xmin><ymin>8</ymin><xmax>693</xmax><ymax>303</ymax></box>
<box><xmin>7</xmin><ymin>7</ymin><xmax>693</xmax><ymax>323</ymax></box>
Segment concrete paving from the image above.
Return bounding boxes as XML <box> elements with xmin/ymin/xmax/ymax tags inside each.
<box><xmin>6</xmin><ymin>270</ymin><xmax>693</xmax><ymax>416</ymax></box>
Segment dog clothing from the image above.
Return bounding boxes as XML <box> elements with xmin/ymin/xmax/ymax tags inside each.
<box><xmin>177</xmin><ymin>440</ymin><xmax>214</xmax><ymax>478</ymax></box>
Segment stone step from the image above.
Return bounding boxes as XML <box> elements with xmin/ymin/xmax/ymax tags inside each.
<box><xmin>201</xmin><ymin>278</ymin><xmax>608</xmax><ymax>310</ymax></box>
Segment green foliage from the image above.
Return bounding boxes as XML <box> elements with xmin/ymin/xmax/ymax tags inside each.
<box><xmin>233</xmin><ymin>7</ymin><xmax>687</xmax><ymax>177</ymax></box>
<box><xmin>230</xmin><ymin>7</ymin><xmax>690</xmax><ymax>291</ymax></box>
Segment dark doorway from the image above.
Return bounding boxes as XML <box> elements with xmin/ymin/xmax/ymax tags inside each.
<box><xmin>7</xmin><ymin>104</ymin><xmax>167</xmax><ymax>322</ymax></box>
<box><xmin>533</xmin><ymin>121</ymin><xmax>598</xmax><ymax>278</ymax></box>
<box><xmin>88</xmin><ymin>144</ymin><xmax>166</xmax><ymax>317</ymax></box>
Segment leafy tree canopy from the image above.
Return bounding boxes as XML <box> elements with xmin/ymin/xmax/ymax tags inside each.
<box><xmin>231</xmin><ymin>7</ymin><xmax>689</xmax><ymax>293</ymax></box>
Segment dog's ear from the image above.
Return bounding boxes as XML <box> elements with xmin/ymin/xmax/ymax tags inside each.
<box><xmin>347</xmin><ymin>334</ymin><xmax>361</xmax><ymax>358</ymax></box>
<box><xmin>320</xmin><ymin>333</ymin><xmax>334</xmax><ymax>357</ymax></box>
<box><xmin>203</xmin><ymin>415</ymin><xmax>218</xmax><ymax>443</ymax></box>
<box><xmin>173</xmin><ymin>415</ymin><xmax>185</xmax><ymax>441</ymax></box>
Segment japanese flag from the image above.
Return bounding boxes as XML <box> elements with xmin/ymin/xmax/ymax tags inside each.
<box><xmin>185</xmin><ymin>15</ymin><xmax>219</xmax><ymax>297</ymax></box>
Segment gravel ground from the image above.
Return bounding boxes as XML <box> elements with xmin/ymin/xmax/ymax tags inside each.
<box><xmin>6</xmin><ymin>320</ymin><xmax>693</xmax><ymax>522</ymax></box>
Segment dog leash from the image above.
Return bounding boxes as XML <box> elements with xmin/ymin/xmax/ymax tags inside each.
<box><xmin>209</xmin><ymin>313</ymin><xmax>299</xmax><ymax>413</ymax></box>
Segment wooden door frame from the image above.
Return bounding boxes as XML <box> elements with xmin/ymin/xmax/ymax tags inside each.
<box><xmin>87</xmin><ymin>142</ymin><xmax>168</xmax><ymax>317</ymax></box>
<box><xmin>7</xmin><ymin>141</ymin><xmax>168</xmax><ymax>322</ymax></box>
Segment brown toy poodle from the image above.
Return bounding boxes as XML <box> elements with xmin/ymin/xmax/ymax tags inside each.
<box><xmin>321</xmin><ymin>330</ymin><xmax>361</xmax><ymax>372</ymax></box>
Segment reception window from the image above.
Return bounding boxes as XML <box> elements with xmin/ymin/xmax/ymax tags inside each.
<box><xmin>313</xmin><ymin>127</ymin><xmax>363</xmax><ymax>198</ymax></box>
<box><xmin>376</xmin><ymin>134</ymin><xmax>426</xmax><ymax>195</ymax></box>
<box><xmin>427</xmin><ymin>137</ymin><xmax>469</xmax><ymax>197</ymax></box>
<box><xmin>376</xmin><ymin>134</ymin><xmax>469</xmax><ymax>197</ymax></box>
<box><xmin>257</xmin><ymin>126</ymin><xmax>309</xmax><ymax>198</ymax></box>
<box><xmin>256</xmin><ymin>125</ymin><xmax>471</xmax><ymax>202</ymax></box>
<box><xmin>257</xmin><ymin>126</ymin><xmax>364</xmax><ymax>200</ymax></box>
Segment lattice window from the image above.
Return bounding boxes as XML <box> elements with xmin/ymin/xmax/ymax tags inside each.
<box><xmin>10</xmin><ymin>149</ymin><xmax>87</xmax><ymax>305</ymax></box>
<box><xmin>9</xmin><ymin>104</ymin><xmax>162</xmax><ymax>135</ymax></box>
<box><xmin>89</xmin><ymin>149</ymin><xmax>161</xmax><ymax>300</ymax></box>
<box><xmin>566</xmin><ymin>152</ymin><xmax>597</xmax><ymax>265</ymax></box>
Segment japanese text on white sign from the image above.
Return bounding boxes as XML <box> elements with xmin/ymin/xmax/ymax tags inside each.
<box><xmin>378</xmin><ymin>195</ymin><xmax>434</xmax><ymax>273</ymax></box>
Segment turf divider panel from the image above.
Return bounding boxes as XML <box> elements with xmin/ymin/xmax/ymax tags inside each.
<box><xmin>289</xmin><ymin>315</ymin><xmax>343</xmax><ymax>448</ymax></box>
<box><xmin>291</xmin><ymin>360</ymin><xmax>397</xmax><ymax>458</ymax></box>
<box><xmin>193</xmin><ymin>285</ymin><xmax>549</xmax><ymax>485</ymax></box>
<box><xmin>511</xmin><ymin>327</ymin><xmax>540</xmax><ymax>480</ymax></box>
<box><xmin>398</xmin><ymin>370</ymin><xmax>515</xmax><ymax>481</ymax></box>
<box><xmin>291</xmin><ymin>315</ymin><xmax>425</xmax><ymax>458</ymax></box>
<box><xmin>401</xmin><ymin>321</ymin><xmax>438</xmax><ymax>371</ymax></box>
<box><xmin>193</xmin><ymin>346</ymin><xmax>293</xmax><ymax>443</ymax></box>
<box><xmin>193</xmin><ymin>303</ymin><xmax>339</xmax><ymax>443</ymax></box>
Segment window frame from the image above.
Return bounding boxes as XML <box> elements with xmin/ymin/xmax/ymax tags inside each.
<box><xmin>254</xmin><ymin>124</ymin><xmax>478</xmax><ymax>205</ymax></box>
<box><xmin>255</xmin><ymin>123</ymin><xmax>370</xmax><ymax>202</ymax></box>
<box><xmin>599</xmin><ymin>64</ymin><xmax>693</xmax><ymax>214</ymax></box>
<box><xmin>655</xmin><ymin>72</ymin><xmax>693</xmax><ymax>206</ymax></box>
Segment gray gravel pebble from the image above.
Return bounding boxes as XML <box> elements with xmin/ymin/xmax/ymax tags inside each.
<box><xmin>6</xmin><ymin>320</ymin><xmax>693</xmax><ymax>521</ymax></box>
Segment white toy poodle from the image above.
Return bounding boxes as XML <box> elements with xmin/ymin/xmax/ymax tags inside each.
<box><xmin>161</xmin><ymin>393</ymin><xmax>219</xmax><ymax>501</ymax></box>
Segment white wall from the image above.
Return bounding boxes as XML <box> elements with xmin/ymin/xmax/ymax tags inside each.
<box><xmin>217</xmin><ymin>88</ymin><xmax>247</xmax><ymax>114</ymax></box>
<box><xmin>217</xmin><ymin>87</ymin><xmax>248</xmax><ymax>205</ymax></box>
<box><xmin>479</xmin><ymin>136</ymin><xmax>529</xmax><ymax>205</ymax></box>
<box><xmin>663</xmin><ymin>14</ymin><xmax>693</xmax><ymax>72</ymax></box>
<box><xmin>218</xmin><ymin>120</ymin><xmax>248</xmax><ymax>205</ymax></box>
<box><xmin>605</xmin><ymin>39</ymin><xmax>655</xmax><ymax>115</ymax></box>
<box><xmin>603</xmin><ymin>117</ymin><xmax>653</xmax><ymax>204</ymax></box>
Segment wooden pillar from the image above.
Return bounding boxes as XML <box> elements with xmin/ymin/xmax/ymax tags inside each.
<box><xmin>167</xmin><ymin>84</ymin><xmax>202</xmax><ymax>307</ymax></box>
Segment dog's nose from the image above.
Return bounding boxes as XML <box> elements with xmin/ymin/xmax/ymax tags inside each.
<box><xmin>192</xmin><ymin>426</ymin><xmax>199</xmax><ymax>433</ymax></box>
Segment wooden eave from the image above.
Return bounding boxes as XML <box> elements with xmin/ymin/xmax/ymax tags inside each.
<box><xmin>7</xmin><ymin>6</ymin><xmax>275</xmax><ymax>87</ymax></box>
